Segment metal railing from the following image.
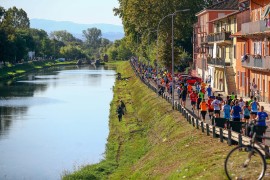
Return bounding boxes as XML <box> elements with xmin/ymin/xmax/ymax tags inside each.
<box><xmin>207</xmin><ymin>58</ymin><xmax>231</xmax><ymax>66</ymax></box>
<box><xmin>242</xmin><ymin>55</ymin><xmax>270</xmax><ymax>70</ymax></box>
<box><xmin>242</xmin><ymin>20</ymin><xmax>268</xmax><ymax>34</ymax></box>
<box><xmin>207</xmin><ymin>32</ymin><xmax>232</xmax><ymax>43</ymax></box>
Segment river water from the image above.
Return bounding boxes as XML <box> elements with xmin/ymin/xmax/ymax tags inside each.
<box><xmin>0</xmin><ymin>65</ymin><xmax>116</xmax><ymax>180</ymax></box>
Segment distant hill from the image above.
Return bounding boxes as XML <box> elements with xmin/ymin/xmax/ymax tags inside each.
<box><xmin>30</xmin><ymin>19</ymin><xmax>124</xmax><ymax>41</ymax></box>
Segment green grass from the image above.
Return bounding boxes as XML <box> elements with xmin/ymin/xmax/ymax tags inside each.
<box><xmin>0</xmin><ymin>60</ymin><xmax>78</xmax><ymax>81</ymax></box>
<box><xmin>62</xmin><ymin>61</ymin><xmax>234</xmax><ymax>180</ymax></box>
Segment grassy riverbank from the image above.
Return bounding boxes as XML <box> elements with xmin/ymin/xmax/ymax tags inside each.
<box><xmin>0</xmin><ymin>60</ymin><xmax>77</xmax><ymax>81</ymax></box>
<box><xmin>63</xmin><ymin>61</ymin><xmax>233</xmax><ymax>179</ymax></box>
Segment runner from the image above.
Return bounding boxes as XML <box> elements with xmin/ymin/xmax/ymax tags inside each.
<box><xmin>211</xmin><ymin>96</ymin><xmax>221</xmax><ymax>118</ymax></box>
<box><xmin>187</xmin><ymin>83</ymin><xmax>192</xmax><ymax>98</ymax></box>
<box><xmin>200</xmin><ymin>98</ymin><xmax>208</xmax><ymax>122</ymax></box>
<box><xmin>207</xmin><ymin>96</ymin><xmax>214</xmax><ymax>120</ymax></box>
<box><xmin>190</xmin><ymin>90</ymin><xmax>197</xmax><ymax>113</ymax></box>
<box><xmin>222</xmin><ymin>100</ymin><xmax>231</xmax><ymax>120</ymax></box>
<box><xmin>197</xmin><ymin>90</ymin><xmax>204</xmax><ymax>117</ymax></box>
<box><xmin>250</xmin><ymin>97</ymin><xmax>260</xmax><ymax>120</ymax></box>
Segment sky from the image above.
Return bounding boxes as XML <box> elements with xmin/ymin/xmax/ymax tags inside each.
<box><xmin>1</xmin><ymin>0</ymin><xmax>123</xmax><ymax>25</ymax></box>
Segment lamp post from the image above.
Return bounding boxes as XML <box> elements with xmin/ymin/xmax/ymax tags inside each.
<box><xmin>156</xmin><ymin>9</ymin><xmax>190</xmax><ymax>109</ymax></box>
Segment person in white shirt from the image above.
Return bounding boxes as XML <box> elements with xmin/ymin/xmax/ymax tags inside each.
<box><xmin>211</xmin><ymin>96</ymin><xmax>221</xmax><ymax>118</ymax></box>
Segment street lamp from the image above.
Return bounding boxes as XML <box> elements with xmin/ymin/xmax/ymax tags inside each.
<box><xmin>156</xmin><ymin>9</ymin><xmax>190</xmax><ymax>109</ymax></box>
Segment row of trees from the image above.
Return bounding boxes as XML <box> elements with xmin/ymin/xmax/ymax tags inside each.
<box><xmin>113</xmin><ymin>0</ymin><xmax>213</xmax><ymax>70</ymax></box>
<box><xmin>0</xmin><ymin>6</ymin><xmax>133</xmax><ymax>65</ymax></box>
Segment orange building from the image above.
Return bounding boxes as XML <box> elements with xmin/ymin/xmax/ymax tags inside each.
<box><xmin>235</xmin><ymin>0</ymin><xmax>270</xmax><ymax>102</ymax></box>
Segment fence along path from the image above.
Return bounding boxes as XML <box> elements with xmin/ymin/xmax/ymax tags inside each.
<box><xmin>130</xmin><ymin>61</ymin><xmax>270</xmax><ymax>155</ymax></box>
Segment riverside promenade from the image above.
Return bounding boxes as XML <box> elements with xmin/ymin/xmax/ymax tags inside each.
<box><xmin>130</xmin><ymin>59</ymin><xmax>270</xmax><ymax>147</ymax></box>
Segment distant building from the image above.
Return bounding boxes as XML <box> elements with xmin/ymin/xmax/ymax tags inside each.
<box><xmin>192</xmin><ymin>0</ymin><xmax>238</xmax><ymax>86</ymax></box>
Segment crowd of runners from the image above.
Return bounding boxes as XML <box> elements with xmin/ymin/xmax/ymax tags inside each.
<box><xmin>130</xmin><ymin>58</ymin><xmax>269</xmax><ymax>136</ymax></box>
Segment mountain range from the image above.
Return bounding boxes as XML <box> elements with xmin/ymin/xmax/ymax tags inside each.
<box><xmin>30</xmin><ymin>19</ymin><xmax>124</xmax><ymax>41</ymax></box>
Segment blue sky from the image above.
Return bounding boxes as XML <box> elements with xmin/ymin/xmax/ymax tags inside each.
<box><xmin>1</xmin><ymin>0</ymin><xmax>122</xmax><ymax>25</ymax></box>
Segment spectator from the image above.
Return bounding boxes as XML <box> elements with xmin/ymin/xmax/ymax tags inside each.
<box><xmin>206</xmin><ymin>85</ymin><xmax>212</xmax><ymax>97</ymax></box>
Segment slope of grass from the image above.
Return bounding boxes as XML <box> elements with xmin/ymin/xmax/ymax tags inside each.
<box><xmin>63</xmin><ymin>61</ymin><xmax>233</xmax><ymax>180</ymax></box>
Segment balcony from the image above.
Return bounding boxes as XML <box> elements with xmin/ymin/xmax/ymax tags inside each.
<box><xmin>242</xmin><ymin>55</ymin><xmax>270</xmax><ymax>70</ymax></box>
<box><xmin>241</xmin><ymin>20</ymin><xmax>270</xmax><ymax>35</ymax></box>
<box><xmin>207</xmin><ymin>58</ymin><xmax>231</xmax><ymax>67</ymax></box>
<box><xmin>207</xmin><ymin>32</ymin><xmax>232</xmax><ymax>45</ymax></box>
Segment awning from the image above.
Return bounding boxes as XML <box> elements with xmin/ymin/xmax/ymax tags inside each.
<box><xmin>263</xmin><ymin>5</ymin><xmax>270</xmax><ymax>17</ymax></box>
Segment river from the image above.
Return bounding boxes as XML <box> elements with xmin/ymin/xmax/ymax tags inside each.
<box><xmin>0</xmin><ymin>65</ymin><xmax>116</xmax><ymax>180</ymax></box>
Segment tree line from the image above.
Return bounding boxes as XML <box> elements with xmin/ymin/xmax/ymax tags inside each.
<box><xmin>113</xmin><ymin>0</ymin><xmax>213</xmax><ymax>71</ymax></box>
<box><xmin>0</xmin><ymin>6</ymin><xmax>133</xmax><ymax>65</ymax></box>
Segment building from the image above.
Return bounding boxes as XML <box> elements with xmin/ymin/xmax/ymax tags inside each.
<box><xmin>192</xmin><ymin>0</ymin><xmax>238</xmax><ymax>91</ymax></box>
<box><xmin>236</xmin><ymin>0</ymin><xmax>270</xmax><ymax>102</ymax></box>
<box><xmin>206</xmin><ymin>10</ymin><xmax>238</xmax><ymax>94</ymax></box>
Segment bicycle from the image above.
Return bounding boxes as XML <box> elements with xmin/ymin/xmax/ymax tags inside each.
<box><xmin>224</xmin><ymin>130</ymin><xmax>270</xmax><ymax>180</ymax></box>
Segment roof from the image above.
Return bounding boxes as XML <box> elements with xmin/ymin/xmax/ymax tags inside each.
<box><xmin>207</xmin><ymin>0</ymin><xmax>239</xmax><ymax>10</ymax></box>
<box><xmin>207</xmin><ymin>10</ymin><xmax>239</xmax><ymax>23</ymax></box>
<box><xmin>196</xmin><ymin>0</ymin><xmax>239</xmax><ymax>16</ymax></box>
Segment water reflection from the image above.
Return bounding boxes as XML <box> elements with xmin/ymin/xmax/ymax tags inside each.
<box><xmin>0</xmin><ymin>65</ymin><xmax>116</xmax><ymax>179</ymax></box>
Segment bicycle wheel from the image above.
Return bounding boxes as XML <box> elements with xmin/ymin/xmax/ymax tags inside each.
<box><xmin>225</xmin><ymin>145</ymin><xmax>266</xmax><ymax>180</ymax></box>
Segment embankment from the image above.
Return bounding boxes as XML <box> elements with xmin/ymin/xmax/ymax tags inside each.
<box><xmin>63</xmin><ymin>61</ymin><xmax>232</xmax><ymax>179</ymax></box>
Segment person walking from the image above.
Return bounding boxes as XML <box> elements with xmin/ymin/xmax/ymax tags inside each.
<box><xmin>117</xmin><ymin>105</ymin><xmax>124</xmax><ymax>122</ymax></box>
<box><xmin>206</xmin><ymin>85</ymin><xmax>212</xmax><ymax>97</ymax></box>
<box><xmin>120</xmin><ymin>100</ymin><xmax>126</xmax><ymax>115</ymax></box>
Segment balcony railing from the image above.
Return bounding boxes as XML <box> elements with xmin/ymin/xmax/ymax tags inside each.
<box><xmin>242</xmin><ymin>55</ymin><xmax>270</xmax><ymax>70</ymax></box>
<box><xmin>241</xmin><ymin>20</ymin><xmax>270</xmax><ymax>34</ymax></box>
<box><xmin>207</xmin><ymin>58</ymin><xmax>231</xmax><ymax>67</ymax></box>
<box><xmin>207</xmin><ymin>32</ymin><xmax>232</xmax><ymax>43</ymax></box>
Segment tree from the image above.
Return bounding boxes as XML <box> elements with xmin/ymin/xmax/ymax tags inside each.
<box><xmin>50</xmin><ymin>30</ymin><xmax>82</xmax><ymax>46</ymax></box>
<box><xmin>113</xmin><ymin>0</ymin><xmax>212</xmax><ymax>69</ymax></box>
<box><xmin>1</xmin><ymin>6</ymin><xmax>29</xmax><ymax>29</ymax></box>
<box><xmin>83</xmin><ymin>27</ymin><xmax>102</xmax><ymax>49</ymax></box>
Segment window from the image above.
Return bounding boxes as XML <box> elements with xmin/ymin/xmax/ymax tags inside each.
<box><xmin>234</xmin><ymin>45</ymin><xmax>236</xmax><ymax>59</ymax></box>
<box><xmin>242</xmin><ymin>72</ymin><xmax>245</xmax><ymax>87</ymax></box>
<box><xmin>244</xmin><ymin>43</ymin><xmax>246</xmax><ymax>55</ymax></box>
<box><xmin>265</xmin><ymin>75</ymin><xmax>268</xmax><ymax>93</ymax></box>
<box><xmin>260</xmin><ymin>74</ymin><xmax>262</xmax><ymax>91</ymax></box>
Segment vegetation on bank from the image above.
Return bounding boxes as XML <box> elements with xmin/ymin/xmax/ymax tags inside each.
<box><xmin>0</xmin><ymin>60</ymin><xmax>77</xmax><ymax>81</ymax></box>
<box><xmin>63</xmin><ymin>61</ymin><xmax>233</xmax><ymax>179</ymax></box>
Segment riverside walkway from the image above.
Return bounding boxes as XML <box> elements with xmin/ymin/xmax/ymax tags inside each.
<box><xmin>130</xmin><ymin>59</ymin><xmax>270</xmax><ymax>148</ymax></box>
